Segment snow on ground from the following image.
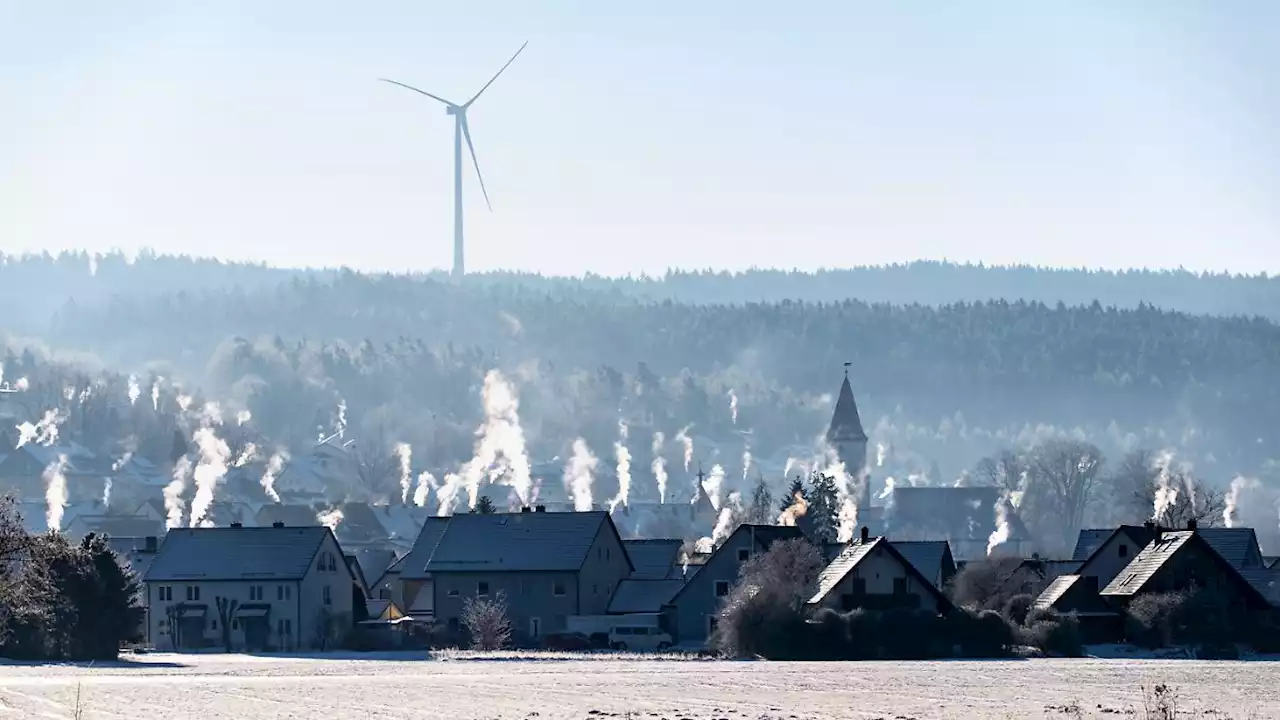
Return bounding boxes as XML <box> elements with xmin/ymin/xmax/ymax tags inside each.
<box><xmin>0</xmin><ymin>652</ymin><xmax>1274</xmax><ymax>719</ymax></box>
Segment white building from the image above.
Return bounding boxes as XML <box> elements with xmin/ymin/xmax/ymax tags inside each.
<box><xmin>143</xmin><ymin>523</ymin><xmax>356</xmax><ymax>651</ymax></box>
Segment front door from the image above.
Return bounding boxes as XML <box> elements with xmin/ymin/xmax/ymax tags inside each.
<box><xmin>178</xmin><ymin>617</ymin><xmax>205</xmax><ymax>650</ymax></box>
<box><xmin>530</xmin><ymin>617</ymin><xmax>541</xmax><ymax>638</ymax></box>
<box><xmin>242</xmin><ymin>617</ymin><xmax>270</xmax><ymax>651</ymax></box>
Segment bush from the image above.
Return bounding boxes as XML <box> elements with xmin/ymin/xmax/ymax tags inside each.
<box><xmin>460</xmin><ymin>593</ymin><xmax>512</xmax><ymax>651</ymax></box>
<box><xmin>714</xmin><ymin>538</ymin><xmax>824</xmax><ymax>658</ymax></box>
<box><xmin>1002</xmin><ymin>594</ymin><xmax>1034</xmax><ymax>626</ymax></box>
<box><xmin>948</xmin><ymin>557</ymin><xmax>1038</xmax><ymax>611</ymax></box>
<box><xmin>1019</xmin><ymin>612</ymin><xmax>1084</xmax><ymax>657</ymax></box>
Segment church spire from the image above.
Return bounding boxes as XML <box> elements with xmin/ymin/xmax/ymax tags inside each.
<box><xmin>827</xmin><ymin>372</ymin><xmax>868</xmax><ymax>444</ymax></box>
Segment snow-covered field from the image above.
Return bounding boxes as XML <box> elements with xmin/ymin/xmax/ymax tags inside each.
<box><xmin>0</xmin><ymin>652</ymin><xmax>1274</xmax><ymax>719</ymax></box>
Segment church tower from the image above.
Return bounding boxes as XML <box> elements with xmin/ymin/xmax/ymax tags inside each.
<box><xmin>827</xmin><ymin>368</ymin><xmax>871</xmax><ymax>510</ymax></box>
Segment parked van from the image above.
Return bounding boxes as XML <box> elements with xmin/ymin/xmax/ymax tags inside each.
<box><xmin>608</xmin><ymin>625</ymin><xmax>672</xmax><ymax>651</ymax></box>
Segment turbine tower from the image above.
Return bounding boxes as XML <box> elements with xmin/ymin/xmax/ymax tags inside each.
<box><xmin>380</xmin><ymin>42</ymin><xmax>528</xmax><ymax>277</ymax></box>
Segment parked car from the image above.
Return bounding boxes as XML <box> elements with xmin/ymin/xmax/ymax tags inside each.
<box><xmin>608</xmin><ymin>625</ymin><xmax>672</xmax><ymax>651</ymax></box>
<box><xmin>542</xmin><ymin>632</ymin><xmax>592</xmax><ymax>651</ymax></box>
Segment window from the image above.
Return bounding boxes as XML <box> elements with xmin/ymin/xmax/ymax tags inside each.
<box><xmin>323</xmin><ymin>586</ymin><xmax>332</xmax><ymax>605</ymax></box>
<box><xmin>249</xmin><ymin>585</ymin><xmax>264</xmax><ymax>601</ymax></box>
<box><xmin>1118</xmin><ymin>544</ymin><xmax>1128</xmax><ymax>558</ymax></box>
<box><xmin>737</xmin><ymin>549</ymin><xmax>750</xmax><ymax>562</ymax></box>
<box><xmin>328</xmin><ymin>554</ymin><xmax>337</xmax><ymax>572</ymax></box>
<box><xmin>277</xmin><ymin>585</ymin><xmax>284</xmax><ymax>601</ymax></box>
<box><xmin>285</xmin><ymin>585</ymin><xmax>291</xmax><ymax>600</ymax></box>
<box><xmin>447</xmin><ymin>588</ymin><xmax>460</xmax><ymax>597</ymax></box>
<box><xmin>553</xmin><ymin>581</ymin><xmax>566</xmax><ymax>597</ymax></box>
<box><xmin>211</xmin><ymin>620</ymin><xmax>218</xmax><ymax>631</ymax></box>
<box><xmin>378</xmin><ymin>588</ymin><xmax>390</xmax><ymax>600</ymax></box>
<box><xmin>706</xmin><ymin>616</ymin><xmax>719</xmax><ymax>634</ymax></box>
<box><xmin>852</xmin><ymin>578</ymin><xmax>867</xmax><ymax>595</ymax></box>
<box><xmin>232</xmin><ymin>620</ymin><xmax>239</xmax><ymax>631</ymax></box>
<box><xmin>606</xmin><ymin>548</ymin><xmax>610</xmax><ymax>561</ymax></box>
<box><xmin>530</xmin><ymin>617</ymin><xmax>542</xmax><ymax>637</ymax></box>
<box><xmin>285</xmin><ymin>619</ymin><xmax>292</xmax><ymax>635</ymax></box>
<box><xmin>893</xmin><ymin>577</ymin><xmax>907</xmax><ymax>595</ymax></box>
<box><xmin>186</xmin><ymin>586</ymin><xmax>200</xmax><ymax>601</ymax></box>
<box><xmin>158</xmin><ymin>586</ymin><xmax>173</xmax><ymax>602</ymax></box>
<box><xmin>477</xmin><ymin>581</ymin><xmax>490</xmax><ymax>596</ymax></box>
<box><xmin>447</xmin><ymin>617</ymin><xmax>460</xmax><ymax>632</ymax></box>
<box><xmin>714</xmin><ymin>581</ymin><xmax>730</xmax><ymax>598</ymax></box>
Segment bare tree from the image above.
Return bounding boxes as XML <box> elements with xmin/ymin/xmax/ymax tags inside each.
<box><xmin>1109</xmin><ymin>449</ymin><xmax>1227</xmax><ymax>528</ymax></box>
<box><xmin>215</xmin><ymin>596</ymin><xmax>239</xmax><ymax>651</ymax></box>
<box><xmin>461</xmin><ymin>592</ymin><xmax>512</xmax><ymax>651</ymax></box>
<box><xmin>351</xmin><ymin>427</ymin><xmax>396</xmax><ymax>500</ymax></box>
<box><xmin>973</xmin><ymin>449</ymin><xmax>1027</xmax><ymax>493</ymax></box>
<box><xmin>1025</xmin><ymin>440</ymin><xmax>1105</xmax><ymax>553</ymax></box>
<box><xmin>745</xmin><ymin>475</ymin><xmax>774</xmax><ymax>525</ymax></box>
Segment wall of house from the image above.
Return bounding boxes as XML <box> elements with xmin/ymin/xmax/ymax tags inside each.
<box><xmin>146</xmin><ymin>579</ymin><xmax>302</xmax><ymax>651</ymax></box>
<box><xmin>432</xmin><ymin>571</ymin><xmax>580</xmax><ymax>639</ymax></box>
<box><xmin>669</xmin><ymin>528</ymin><xmax>760</xmax><ymax>646</ymax></box>
<box><xmin>814</xmin><ymin>546</ymin><xmax>940</xmax><ymax>614</ymax></box>
<box><xmin>577</xmin><ymin>523</ymin><xmax>633</xmax><ymax>616</ymax></box>
<box><xmin>1079</xmin><ymin>532</ymin><xmax>1140</xmax><ymax>588</ymax></box>
<box><xmin>298</xmin><ymin>532</ymin><xmax>356</xmax><ymax>649</ymax></box>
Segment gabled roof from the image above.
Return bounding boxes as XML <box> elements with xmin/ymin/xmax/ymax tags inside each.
<box><xmin>397</xmin><ymin>517</ymin><xmax>451</xmax><ymax>580</ymax></box>
<box><xmin>623</xmin><ymin>539</ymin><xmax>683</xmax><ymax>580</ymax></box>
<box><xmin>256</xmin><ymin>504</ymin><xmax>321</xmax><ymax>528</ymax></box>
<box><xmin>407</xmin><ymin>511</ymin><xmax>630</xmax><ymax>576</ymax></box>
<box><xmin>333</xmin><ymin>503</ymin><xmax>390</xmax><ymax>543</ymax></box>
<box><xmin>807</xmin><ymin>537</ymin><xmax>954</xmax><ymax>612</ymax></box>
<box><xmin>353</xmin><ymin>548</ymin><xmax>398</xmax><ymax>586</ymax></box>
<box><xmin>894</xmin><ymin>540</ymin><xmax>955</xmax><ymax>588</ymax></box>
<box><xmin>1101</xmin><ymin>531</ymin><xmax>1270</xmax><ymax>608</ymax></box>
<box><xmin>1072</xmin><ymin>526</ymin><xmax>1154</xmax><ymax>562</ymax></box>
<box><xmin>1239</xmin><ymin>568</ymin><xmax>1280</xmax><ymax>608</ymax></box>
<box><xmin>826</xmin><ymin>376</ymin><xmax>868</xmax><ymax>443</ymax></box>
<box><xmin>145</xmin><ymin>526</ymin><xmax>335</xmax><ymax>582</ymax></box>
<box><xmin>72</xmin><ymin>514</ymin><xmax>164</xmax><ymax>538</ymax></box>
<box><xmin>1267</xmin><ymin>557</ymin><xmax>1279</xmax><ymax>570</ymax></box>
<box><xmin>609</xmin><ymin>579</ymin><xmax>686</xmax><ymax>614</ymax></box>
<box><xmin>1034</xmin><ymin>574</ymin><xmax>1082</xmax><ymax>611</ymax></box>
<box><xmin>1196</xmin><ymin>528</ymin><xmax>1263</xmax><ymax>568</ymax></box>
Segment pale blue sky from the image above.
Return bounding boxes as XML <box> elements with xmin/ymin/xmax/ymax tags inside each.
<box><xmin>2</xmin><ymin>2</ymin><xmax>1277</xmax><ymax>275</ymax></box>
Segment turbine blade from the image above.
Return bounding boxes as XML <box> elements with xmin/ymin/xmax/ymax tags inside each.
<box><xmin>460</xmin><ymin>116</ymin><xmax>492</xmax><ymax>211</ymax></box>
<box><xmin>378</xmin><ymin>78</ymin><xmax>458</xmax><ymax>107</ymax></box>
<box><xmin>463</xmin><ymin>41</ymin><xmax>528</xmax><ymax>108</ymax></box>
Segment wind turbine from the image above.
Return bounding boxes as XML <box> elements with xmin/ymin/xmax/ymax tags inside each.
<box><xmin>381</xmin><ymin>41</ymin><xmax>528</xmax><ymax>277</ymax></box>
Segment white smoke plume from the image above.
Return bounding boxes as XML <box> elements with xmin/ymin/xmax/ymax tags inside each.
<box><xmin>876</xmin><ymin>442</ymin><xmax>888</xmax><ymax>468</ymax></box>
<box><xmin>608</xmin><ymin>421</ymin><xmax>632</xmax><ymax>514</ymax></box>
<box><xmin>818</xmin><ymin>445</ymin><xmax>859</xmax><ymax>543</ymax></box>
<box><xmin>675</xmin><ymin>426</ymin><xmax>693</xmax><ymax>473</ymax></box>
<box><xmin>1151</xmin><ymin>450</ymin><xmax>1180</xmax><ymax>522</ymax></box>
<box><xmin>151</xmin><ymin>379</ymin><xmax>161</xmax><ymax>411</ymax></box>
<box><xmin>236</xmin><ymin>410</ymin><xmax>252</xmax><ymax>426</ymax></box>
<box><xmin>396</xmin><ymin>442</ymin><xmax>413</xmax><ymax>505</ymax></box>
<box><xmin>651</xmin><ymin>431</ymin><xmax>668</xmax><ymax>504</ymax></box>
<box><xmin>16</xmin><ymin>408</ymin><xmax>64</xmax><ymax>448</ymax></box>
<box><xmin>14</xmin><ymin>377</ymin><xmax>29</xmax><ymax>392</ymax></box>
<box><xmin>336</xmin><ymin>399</ymin><xmax>348</xmax><ymax>438</ymax></box>
<box><xmin>233</xmin><ymin>442</ymin><xmax>258</xmax><ymax>468</ymax></box>
<box><xmin>414</xmin><ymin>470</ymin><xmax>436</xmax><ymax>508</ymax></box>
<box><xmin>436</xmin><ymin>472</ymin><xmax>464</xmax><ymax>516</ymax></box>
<box><xmin>987</xmin><ymin>494</ymin><xmax>1011</xmax><ymax>556</ymax></box>
<box><xmin>728</xmin><ymin>389</ymin><xmax>738</xmax><ymax>425</ymax></box>
<box><xmin>742</xmin><ymin>447</ymin><xmax>752</xmax><ymax>483</ymax></box>
<box><xmin>702</xmin><ymin>464</ymin><xmax>725</xmax><ymax>511</ymax></box>
<box><xmin>878</xmin><ymin>476</ymin><xmax>896</xmax><ymax>501</ymax></box>
<box><xmin>317</xmin><ymin>507</ymin><xmax>344</xmax><ymax>531</ymax></box>
<box><xmin>102</xmin><ymin>476</ymin><xmax>112</xmax><ymax>508</ymax></box>
<box><xmin>188</xmin><ymin>427</ymin><xmax>231</xmax><ymax>528</ymax></box>
<box><xmin>455</xmin><ymin>370</ymin><xmax>533</xmax><ymax>509</ymax></box>
<box><xmin>176</xmin><ymin>394</ymin><xmax>193</xmax><ymax>413</ymax></box>
<box><xmin>260</xmin><ymin>451</ymin><xmax>287</xmax><ymax>503</ymax></box>
<box><xmin>127</xmin><ymin>375</ymin><xmax>140</xmax><ymax>406</ymax></box>
<box><xmin>710</xmin><ymin>490</ymin><xmax>744</xmax><ymax>545</ymax></box>
<box><xmin>44</xmin><ymin>454</ymin><xmax>69</xmax><ymax>532</ymax></box>
<box><xmin>1224</xmin><ymin>476</ymin><xmax>1260</xmax><ymax>528</ymax></box>
<box><xmin>564</xmin><ymin>437</ymin><xmax>598</xmax><ymax>512</ymax></box>
<box><xmin>165</xmin><ymin>455</ymin><xmax>192</xmax><ymax>530</ymax></box>
<box><xmin>777</xmin><ymin>490</ymin><xmax>808</xmax><ymax>526</ymax></box>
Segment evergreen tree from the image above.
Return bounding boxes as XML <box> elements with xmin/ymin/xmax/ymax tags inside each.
<box><xmin>805</xmin><ymin>472</ymin><xmax>838</xmax><ymax>544</ymax></box>
<box><xmin>746</xmin><ymin>475</ymin><xmax>774</xmax><ymax>525</ymax></box>
<box><xmin>472</xmin><ymin>496</ymin><xmax>497</xmax><ymax>515</ymax></box>
<box><xmin>778</xmin><ymin>475</ymin><xmax>806</xmax><ymax>515</ymax></box>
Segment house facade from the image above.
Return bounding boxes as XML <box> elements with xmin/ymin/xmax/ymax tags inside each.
<box><xmin>807</xmin><ymin>532</ymin><xmax>953</xmax><ymax>614</ymax></box>
<box><xmin>143</xmin><ymin>524</ymin><xmax>356</xmax><ymax>651</ymax></box>
<box><xmin>664</xmin><ymin>524</ymin><xmax>804</xmax><ymax>646</ymax></box>
<box><xmin>1100</xmin><ymin>528</ymin><xmax>1272</xmax><ymax>612</ymax></box>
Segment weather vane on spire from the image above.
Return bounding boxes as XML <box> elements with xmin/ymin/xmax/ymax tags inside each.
<box><xmin>843</xmin><ymin>361</ymin><xmax>852</xmax><ymax>377</ymax></box>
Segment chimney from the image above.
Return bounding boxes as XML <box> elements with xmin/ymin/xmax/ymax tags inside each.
<box><xmin>521</xmin><ymin>506</ymin><xmax>532</xmax><ymax>513</ymax></box>
<box><xmin>535</xmin><ymin>505</ymin><xmax>546</xmax><ymax>513</ymax></box>
<box><xmin>230</xmin><ymin>522</ymin><xmax>242</xmax><ymax>528</ymax></box>
<box><xmin>1187</xmin><ymin>518</ymin><xmax>1197</xmax><ymax>532</ymax></box>
<box><xmin>144</xmin><ymin>536</ymin><xmax>157</xmax><ymax>553</ymax></box>
<box><xmin>859</xmin><ymin>526</ymin><xmax>869</xmax><ymax>544</ymax></box>
<box><xmin>272</xmin><ymin>521</ymin><xmax>284</xmax><ymax>528</ymax></box>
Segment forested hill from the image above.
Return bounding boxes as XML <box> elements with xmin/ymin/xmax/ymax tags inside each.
<box><xmin>3</xmin><ymin>253</ymin><xmax>1279</xmax><ymax>327</ymax></box>
<box><xmin>35</xmin><ymin>271</ymin><xmax>1280</xmax><ymax>480</ymax></box>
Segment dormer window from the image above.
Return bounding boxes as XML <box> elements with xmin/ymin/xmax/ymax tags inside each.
<box><xmin>1118</xmin><ymin>544</ymin><xmax>1128</xmax><ymax>558</ymax></box>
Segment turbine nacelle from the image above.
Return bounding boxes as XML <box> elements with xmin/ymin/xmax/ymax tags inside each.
<box><xmin>446</xmin><ymin>105</ymin><xmax>462</xmax><ymax>116</ymax></box>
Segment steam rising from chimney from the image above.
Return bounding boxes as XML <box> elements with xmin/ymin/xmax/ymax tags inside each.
<box><xmin>127</xmin><ymin>375</ymin><xmax>141</xmax><ymax>406</ymax></box>
<box><xmin>651</xmin><ymin>431</ymin><xmax>668</xmax><ymax>504</ymax></box>
<box><xmin>236</xmin><ymin>410</ymin><xmax>252</xmax><ymax>426</ymax></box>
<box><xmin>818</xmin><ymin>446</ymin><xmax>859</xmax><ymax>543</ymax></box>
<box><xmin>17</xmin><ymin>409</ymin><xmax>64</xmax><ymax>448</ymax></box>
<box><xmin>608</xmin><ymin>421</ymin><xmax>632</xmax><ymax>514</ymax></box>
<box><xmin>43</xmin><ymin>454</ymin><xmax>69</xmax><ymax>532</ymax></box>
<box><xmin>564</xmin><ymin>437</ymin><xmax>598</xmax><ymax>512</ymax></box>
<box><xmin>233</xmin><ymin>442</ymin><xmax>258</xmax><ymax>468</ymax></box>
<box><xmin>702</xmin><ymin>464</ymin><xmax>725</xmax><ymax>511</ymax></box>
<box><xmin>396</xmin><ymin>442</ymin><xmax>413</xmax><ymax>505</ymax></box>
<box><xmin>878</xmin><ymin>476</ymin><xmax>896</xmax><ymax>501</ymax></box>
<box><xmin>188</xmin><ymin>427</ymin><xmax>231</xmax><ymax>528</ymax></box>
<box><xmin>777</xmin><ymin>491</ymin><xmax>808</xmax><ymax>526</ymax></box>
<box><xmin>742</xmin><ymin>447</ymin><xmax>752</xmax><ymax>483</ymax></box>
<box><xmin>728</xmin><ymin>389</ymin><xmax>738</xmax><ymax>425</ymax></box>
<box><xmin>1224</xmin><ymin>475</ymin><xmax>1259</xmax><ymax>528</ymax></box>
<box><xmin>675</xmin><ymin>426</ymin><xmax>693</xmax><ymax>473</ymax></box>
<box><xmin>260</xmin><ymin>451</ymin><xmax>287</xmax><ymax>503</ymax></box>
<box><xmin>1151</xmin><ymin>450</ymin><xmax>1180</xmax><ymax>522</ymax></box>
<box><xmin>336</xmin><ymin>399</ymin><xmax>348</xmax><ymax>439</ymax></box>
<box><xmin>151</xmin><ymin>379</ymin><xmax>161</xmax><ymax>411</ymax></box>
<box><xmin>165</xmin><ymin>455</ymin><xmax>192</xmax><ymax>529</ymax></box>
<box><xmin>710</xmin><ymin>490</ymin><xmax>743</xmax><ymax>545</ymax></box>
<box><xmin>414</xmin><ymin>470</ymin><xmax>436</xmax><ymax>508</ymax></box>
<box><xmin>876</xmin><ymin>442</ymin><xmax>887</xmax><ymax>468</ymax></box>
<box><xmin>317</xmin><ymin>507</ymin><xmax>344</xmax><ymax>530</ymax></box>
<box><xmin>102</xmin><ymin>476</ymin><xmax>112</xmax><ymax>508</ymax></box>
<box><xmin>455</xmin><ymin>370</ymin><xmax>532</xmax><ymax>509</ymax></box>
<box><xmin>987</xmin><ymin>493</ymin><xmax>1011</xmax><ymax>556</ymax></box>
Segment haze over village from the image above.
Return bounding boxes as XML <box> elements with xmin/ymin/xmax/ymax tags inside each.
<box><xmin>3</xmin><ymin>3</ymin><xmax>1280</xmax><ymax>719</ymax></box>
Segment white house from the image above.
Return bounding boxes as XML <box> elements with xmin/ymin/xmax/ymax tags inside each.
<box><xmin>143</xmin><ymin>523</ymin><xmax>356</xmax><ymax>651</ymax></box>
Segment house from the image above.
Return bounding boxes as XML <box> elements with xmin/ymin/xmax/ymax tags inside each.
<box><xmin>608</xmin><ymin>579</ymin><xmax>686</xmax><ymax>615</ymax></box>
<box><xmin>807</xmin><ymin>529</ymin><xmax>954</xmax><ymax>614</ymax></box>
<box><xmin>399</xmin><ymin>508</ymin><xmax>633</xmax><ymax>640</ymax></box>
<box><xmin>1099</xmin><ymin>528</ymin><xmax>1272</xmax><ymax>613</ymax></box>
<box><xmin>894</xmin><ymin>541</ymin><xmax>958</xmax><ymax>591</ymax></box>
<box><xmin>1265</xmin><ymin>557</ymin><xmax>1278</xmax><ymax>570</ymax></box>
<box><xmin>64</xmin><ymin>513</ymin><xmax>164</xmax><ymax>540</ymax></box>
<box><xmin>887</xmin><ymin>486</ymin><xmax>1034</xmax><ymax>561</ymax></box>
<box><xmin>391</xmin><ymin>516</ymin><xmax>450</xmax><ymax>614</ymax></box>
<box><xmin>623</xmin><ymin>539</ymin><xmax>684</xmax><ymax>580</ymax></box>
<box><xmin>143</xmin><ymin>523</ymin><xmax>356</xmax><ymax>651</ymax></box>
<box><xmin>351</xmin><ymin>548</ymin><xmax>398</xmax><ymax>595</ymax></box>
<box><xmin>664</xmin><ymin>524</ymin><xmax>805</xmax><ymax>647</ymax></box>
<box><xmin>328</xmin><ymin>502</ymin><xmax>390</xmax><ymax>548</ymax></box>
<box><xmin>255</xmin><ymin>504</ymin><xmax>322</xmax><ymax>529</ymax></box>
